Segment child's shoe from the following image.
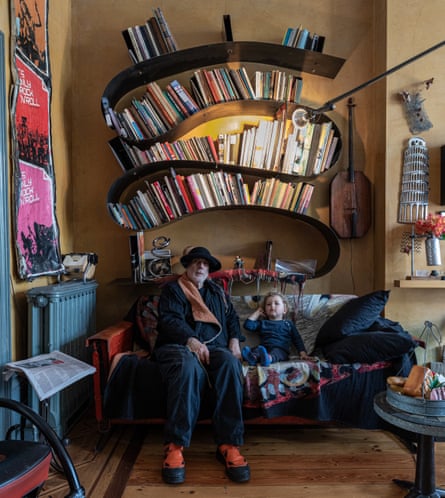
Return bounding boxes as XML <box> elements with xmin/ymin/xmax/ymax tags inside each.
<box><xmin>258</xmin><ymin>345</ymin><xmax>272</xmax><ymax>366</ymax></box>
<box><xmin>242</xmin><ymin>346</ymin><xmax>257</xmax><ymax>366</ymax></box>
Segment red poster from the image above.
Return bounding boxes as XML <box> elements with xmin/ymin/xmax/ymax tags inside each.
<box><xmin>11</xmin><ymin>0</ymin><xmax>63</xmax><ymax>279</ymax></box>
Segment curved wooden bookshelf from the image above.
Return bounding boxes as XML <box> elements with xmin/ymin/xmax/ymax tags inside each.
<box><xmin>103</xmin><ymin>40</ymin><xmax>345</xmax><ymax>279</ymax></box>
<box><xmin>101</xmin><ymin>41</ymin><xmax>345</xmax><ymax>114</ymax></box>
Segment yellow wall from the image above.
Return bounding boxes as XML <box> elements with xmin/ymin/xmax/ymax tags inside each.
<box><xmin>3</xmin><ymin>1</ymin><xmax>445</xmax><ymax>360</ymax></box>
<box><xmin>384</xmin><ymin>1</ymin><xmax>445</xmax><ymax>355</ymax></box>
<box><xmin>71</xmin><ymin>0</ymin><xmax>380</xmax><ymax>328</ymax></box>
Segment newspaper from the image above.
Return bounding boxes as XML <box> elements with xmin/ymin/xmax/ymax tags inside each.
<box><xmin>5</xmin><ymin>351</ymin><xmax>96</xmax><ymax>401</ymax></box>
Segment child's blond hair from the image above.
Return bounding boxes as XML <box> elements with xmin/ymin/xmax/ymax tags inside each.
<box><xmin>262</xmin><ymin>291</ymin><xmax>288</xmax><ymax>316</ymax></box>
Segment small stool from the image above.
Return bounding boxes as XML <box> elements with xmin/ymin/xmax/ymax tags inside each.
<box><xmin>0</xmin><ymin>398</ymin><xmax>85</xmax><ymax>498</ymax></box>
<box><xmin>0</xmin><ymin>440</ymin><xmax>52</xmax><ymax>497</ymax></box>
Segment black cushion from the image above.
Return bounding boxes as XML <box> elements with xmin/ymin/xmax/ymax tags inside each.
<box><xmin>322</xmin><ymin>331</ymin><xmax>417</xmax><ymax>364</ymax></box>
<box><xmin>315</xmin><ymin>290</ymin><xmax>390</xmax><ymax>347</ymax></box>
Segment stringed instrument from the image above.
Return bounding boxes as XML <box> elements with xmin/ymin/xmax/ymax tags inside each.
<box><xmin>330</xmin><ymin>98</ymin><xmax>371</xmax><ymax>238</ymax></box>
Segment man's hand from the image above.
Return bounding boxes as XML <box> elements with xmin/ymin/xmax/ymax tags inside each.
<box><xmin>187</xmin><ymin>337</ymin><xmax>210</xmax><ymax>365</ymax></box>
<box><xmin>229</xmin><ymin>338</ymin><xmax>241</xmax><ymax>360</ymax></box>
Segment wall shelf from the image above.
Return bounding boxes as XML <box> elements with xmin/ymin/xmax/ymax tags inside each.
<box><xmin>394</xmin><ymin>279</ymin><xmax>445</xmax><ymax>288</ymax></box>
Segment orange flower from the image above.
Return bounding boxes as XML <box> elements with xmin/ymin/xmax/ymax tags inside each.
<box><xmin>415</xmin><ymin>214</ymin><xmax>445</xmax><ymax>238</ymax></box>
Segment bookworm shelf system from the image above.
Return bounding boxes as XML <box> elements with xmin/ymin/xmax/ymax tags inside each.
<box><xmin>101</xmin><ymin>41</ymin><xmax>346</xmax><ymax>277</ymax></box>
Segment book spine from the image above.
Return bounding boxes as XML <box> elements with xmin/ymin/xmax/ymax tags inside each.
<box><xmin>153</xmin><ymin>7</ymin><xmax>178</xmax><ymax>52</ymax></box>
<box><xmin>108</xmin><ymin>137</ymin><xmax>137</xmax><ymax>172</ymax></box>
<box><xmin>165</xmin><ymin>84</ymin><xmax>189</xmax><ymax>117</ymax></box>
<box><xmin>239</xmin><ymin>67</ymin><xmax>256</xmax><ymax>99</ymax></box>
<box><xmin>206</xmin><ymin>136</ymin><xmax>219</xmax><ymax>162</ymax></box>
<box><xmin>177</xmin><ymin>174</ymin><xmax>196</xmax><ymax>212</ymax></box>
<box><xmin>140</xmin><ymin>96</ymin><xmax>169</xmax><ymax>135</ymax></box>
<box><xmin>186</xmin><ymin>175</ymin><xmax>205</xmax><ymax>210</ymax></box>
<box><xmin>161</xmin><ymin>180</ymin><xmax>181</xmax><ymax>218</ymax></box>
<box><xmin>133</xmin><ymin>25</ymin><xmax>151</xmax><ymax>61</ymax></box>
<box><xmin>108</xmin><ymin>202</ymin><xmax>124</xmax><ymax>227</ymax></box>
<box><xmin>137</xmin><ymin>189</ymin><xmax>161</xmax><ymax>226</ymax></box>
<box><xmin>144</xmin><ymin>181</ymin><xmax>169</xmax><ymax>223</ymax></box>
<box><xmin>146</xmin><ymin>82</ymin><xmax>180</xmax><ymax>127</ymax></box>
<box><xmin>125</xmin><ymin>27</ymin><xmax>144</xmax><ymax>63</ymax></box>
<box><xmin>170</xmin><ymin>79</ymin><xmax>200</xmax><ymax>114</ymax></box>
<box><xmin>167</xmin><ymin>168</ymin><xmax>188</xmax><ymax>213</ymax></box>
<box><xmin>228</xmin><ymin>69</ymin><xmax>250</xmax><ymax>100</ymax></box>
<box><xmin>141</xmin><ymin>22</ymin><xmax>160</xmax><ymax>57</ymax></box>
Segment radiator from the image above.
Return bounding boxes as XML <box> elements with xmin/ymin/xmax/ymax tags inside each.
<box><xmin>26</xmin><ymin>280</ymin><xmax>98</xmax><ymax>437</ymax></box>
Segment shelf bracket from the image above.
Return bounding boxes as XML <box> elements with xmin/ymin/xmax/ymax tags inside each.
<box><xmin>223</xmin><ymin>15</ymin><xmax>233</xmax><ymax>42</ymax></box>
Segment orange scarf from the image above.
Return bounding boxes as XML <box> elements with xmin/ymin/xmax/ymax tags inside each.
<box><xmin>178</xmin><ymin>273</ymin><xmax>221</xmax><ymax>331</ymax></box>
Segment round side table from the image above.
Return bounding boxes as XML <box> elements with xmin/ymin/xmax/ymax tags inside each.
<box><xmin>374</xmin><ymin>391</ymin><xmax>445</xmax><ymax>498</ymax></box>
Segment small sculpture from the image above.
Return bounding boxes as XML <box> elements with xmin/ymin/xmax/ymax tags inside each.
<box><xmin>233</xmin><ymin>256</ymin><xmax>244</xmax><ymax>269</ymax></box>
<box><xmin>399</xmin><ymin>78</ymin><xmax>434</xmax><ymax>134</ymax></box>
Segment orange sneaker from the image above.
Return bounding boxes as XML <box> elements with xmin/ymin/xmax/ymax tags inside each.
<box><xmin>162</xmin><ymin>443</ymin><xmax>185</xmax><ymax>484</ymax></box>
<box><xmin>216</xmin><ymin>444</ymin><xmax>250</xmax><ymax>482</ymax></box>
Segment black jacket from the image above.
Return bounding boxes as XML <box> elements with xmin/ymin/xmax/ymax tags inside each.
<box><xmin>155</xmin><ymin>278</ymin><xmax>242</xmax><ymax>349</ymax></box>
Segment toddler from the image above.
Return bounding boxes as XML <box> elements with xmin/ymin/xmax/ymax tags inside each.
<box><xmin>242</xmin><ymin>291</ymin><xmax>309</xmax><ymax>366</ymax></box>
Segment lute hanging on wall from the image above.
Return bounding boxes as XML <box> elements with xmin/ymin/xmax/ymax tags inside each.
<box><xmin>330</xmin><ymin>98</ymin><xmax>371</xmax><ymax>238</ymax></box>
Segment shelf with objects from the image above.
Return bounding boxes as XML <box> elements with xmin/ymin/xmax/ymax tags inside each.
<box><xmin>101</xmin><ymin>38</ymin><xmax>346</xmax><ymax>279</ymax></box>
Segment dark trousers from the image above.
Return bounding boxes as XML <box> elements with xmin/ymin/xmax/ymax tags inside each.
<box><xmin>251</xmin><ymin>345</ymin><xmax>289</xmax><ymax>363</ymax></box>
<box><xmin>155</xmin><ymin>344</ymin><xmax>245</xmax><ymax>447</ymax></box>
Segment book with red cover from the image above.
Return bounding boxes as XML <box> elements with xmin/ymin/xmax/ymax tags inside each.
<box><xmin>202</xmin><ymin>70</ymin><xmax>224</xmax><ymax>103</ymax></box>
<box><xmin>171</xmin><ymin>169</ymin><xmax>194</xmax><ymax>213</ymax></box>
<box><xmin>206</xmin><ymin>136</ymin><xmax>219</xmax><ymax>162</ymax></box>
<box><xmin>151</xmin><ymin>180</ymin><xmax>175</xmax><ymax>220</ymax></box>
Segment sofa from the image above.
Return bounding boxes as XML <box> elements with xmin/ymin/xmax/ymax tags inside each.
<box><xmin>87</xmin><ymin>288</ymin><xmax>419</xmax><ymax>430</ymax></box>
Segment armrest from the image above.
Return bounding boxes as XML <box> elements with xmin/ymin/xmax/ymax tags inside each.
<box><xmin>86</xmin><ymin>320</ymin><xmax>134</xmax><ymax>423</ymax></box>
<box><xmin>88</xmin><ymin>321</ymin><xmax>134</xmax><ymax>360</ymax></box>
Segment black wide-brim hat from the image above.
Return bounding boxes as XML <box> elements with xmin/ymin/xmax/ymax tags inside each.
<box><xmin>180</xmin><ymin>246</ymin><xmax>221</xmax><ymax>273</ymax></box>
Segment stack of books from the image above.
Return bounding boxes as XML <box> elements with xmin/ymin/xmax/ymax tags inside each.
<box><xmin>254</xmin><ymin>71</ymin><xmax>303</xmax><ymax>103</ymax></box>
<box><xmin>122</xmin><ymin>7</ymin><xmax>178</xmax><ymax>64</ymax></box>
<box><xmin>282</xmin><ymin>24</ymin><xmax>325</xmax><ymax>53</ymax></box>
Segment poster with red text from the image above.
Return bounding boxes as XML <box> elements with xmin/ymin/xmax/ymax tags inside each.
<box><xmin>11</xmin><ymin>0</ymin><xmax>63</xmax><ymax>279</ymax></box>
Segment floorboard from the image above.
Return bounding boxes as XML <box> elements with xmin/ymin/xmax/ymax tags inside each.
<box><xmin>39</xmin><ymin>408</ymin><xmax>445</xmax><ymax>498</ymax></box>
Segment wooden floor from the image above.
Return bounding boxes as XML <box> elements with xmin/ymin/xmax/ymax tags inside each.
<box><xmin>40</xmin><ymin>408</ymin><xmax>445</xmax><ymax>498</ymax></box>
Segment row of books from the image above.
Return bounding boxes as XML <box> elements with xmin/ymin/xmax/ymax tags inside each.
<box><xmin>108</xmin><ymin>79</ymin><xmax>198</xmax><ymax>141</ymax></box>
<box><xmin>108</xmin><ymin>168</ymin><xmax>314</xmax><ymax>230</ymax></box>
<box><xmin>108</xmin><ymin>67</ymin><xmax>305</xmax><ymax>142</ymax></box>
<box><xmin>109</xmin><ymin>135</ymin><xmax>218</xmax><ymax>171</ymax></box>
<box><xmin>282</xmin><ymin>25</ymin><xmax>325</xmax><ymax>53</ymax></box>
<box><xmin>109</xmin><ymin>115</ymin><xmax>339</xmax><ymax>177</ymax></box>
<box><xmin>122</xmin><ymin>8</ymin><xmax>178</xmax><ymax>64</ymax></box>
<box><xmin>282</xmin><ymin>120</ymin><xmax>339</xmax><ymax>176</ymax></box>
<box><xmin>254</xmin><ymin>71</ymin><xmax>303</xmax><ymax>103</ymax></box>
